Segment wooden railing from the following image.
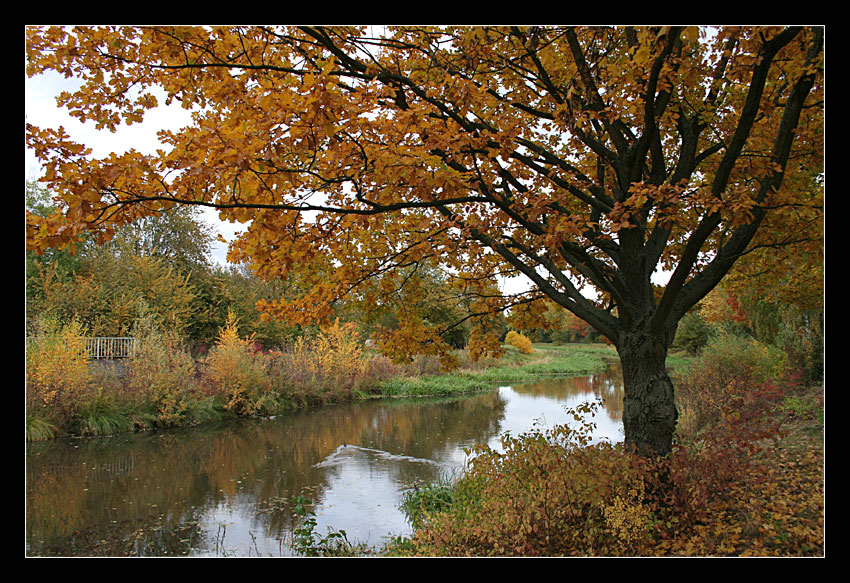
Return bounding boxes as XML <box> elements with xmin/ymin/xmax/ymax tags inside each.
<box><xmin>27</xmin><ymin>336</ymin><xmax>138</xmax><ymax>360</ymax></box>
<box><xmin>27</xmin><ymin>336</ymin><xmax>137</xmax><ymax>360</ymax></box>
<box><xmin>85</xmin><ymin>337</ymin><xmax>137</xmax><ymax>359</ymax></box>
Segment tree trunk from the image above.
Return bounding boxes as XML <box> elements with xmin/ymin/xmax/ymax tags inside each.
<box><xmin>618</xmin><ymin>330</ymin><xmax>678</xmax><ymax>457</ymax></box>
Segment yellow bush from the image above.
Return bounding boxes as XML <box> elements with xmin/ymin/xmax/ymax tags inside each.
<box><xmin>205</xmin><ymin>311</ymin><xmax>273</xmax><ymax>415</ymax></box>
<box><xmin>288</xmin><ymin>319</ymin><xmax>366</xmax><ymax>394</ymax></box>
<box><xmin>505</xmin><ymin>330</ymin><xmax>533</xmax><ymax>354</ymax></box>
<box><xmin>26</xmin><ymin>317</ymin><xmax>92</xmax><ymax>423</ymax></box>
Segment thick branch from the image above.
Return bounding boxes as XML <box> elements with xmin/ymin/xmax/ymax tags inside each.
<box><xmin>654</xmin><ymin>27</ymin><xmax>820</xmax><ymax>332</ymax></box>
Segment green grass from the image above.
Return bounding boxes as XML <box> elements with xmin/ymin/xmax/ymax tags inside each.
<box><xmin>374</xmin><ymin>343</ymin><xmax>619</xmax><ymax>397</ymax></box>
<box><xmin>373</xmin><ymin>342</ymin><xmax>695</xmax><ymax>398</ymax></box>
<box><xmin>26</xmin><ymin>414</ymin><xmax>59</xmax><ymax>441</ymax></box>
<box><xmin>400</xmin><ymin>477</ymin><xmax>458</xmax><ymax>530</ymax></box>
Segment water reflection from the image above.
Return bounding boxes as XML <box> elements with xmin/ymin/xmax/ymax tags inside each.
<box><xmin>26</xmin><ymin>364</ymin><xmax>623</xmax><ymax>557</ymax></box>
<box><xmin>503</xmin><ymin>363</ymin><xmax>624</xmax><ymax>444</ymax></box>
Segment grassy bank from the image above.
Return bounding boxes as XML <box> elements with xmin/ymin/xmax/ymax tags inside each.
<box><xmin>375</xmin><ymin>343</ymin><xmax>619</xmax><ymax>397</ymax></box>
<box><xmin>25</xmin><ymin>316</ymin><xmax>623</xmax><ymax>441</ymax></box>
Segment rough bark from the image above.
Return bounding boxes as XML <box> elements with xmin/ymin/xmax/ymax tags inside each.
<box><xmin>618</xmin><ymin>327</ymin><xmax>678</xmax><ymax>458</ymax></box>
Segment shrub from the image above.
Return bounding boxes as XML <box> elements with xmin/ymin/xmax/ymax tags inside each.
<box><xmin>407</xmin><ymin>401</ymin><xmax>666</xmax><ymax>556</ymax></box>
<box><xmin>125</xmin><ymin>316</ymin><xmax>200</xmax><ymax>427</ymax></box>
<box><xmin>204</xmin><ymin>312</ymin><xmax>275</xmax><ymax>416</ymax></box>
<box><xmin>402</xmin><ymin>400</ymin><xmax>799</xmax><ymax>557</ymax></box>
<box><xmin>672</xmin><ymin>312</ymin><xmax>714</xmax><ymax>355</ymax></box>
<box><xmin>26</xmin><ymin>316</ymin><xmax>93</xmax><ymax>433</ymax></box>
<box><xmin>505</xmin><ymin>330</ymin><xmax>533</xmax><ymax>354</ymax></box>
<box><xmin>673</xmin><ymin>333</ymin><xmax>789</xmax><ymax>442</ymax></box>
<box><xmin>270</xmin><ymin>319</ymin><xmax>369</xmax><ymax>402</ymax></box>
<box><xmin>400</xmin><ymin>478</ymin><xmax>457</xmax><ymax>531</ymax></box>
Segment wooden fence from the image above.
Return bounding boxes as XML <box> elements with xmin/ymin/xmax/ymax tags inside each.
<box><xmin>26</xmin><ymin>336</ymin><xmax>138</xmax><ymax>360</ymax></box>
<box><xmin>85</xmin><ymin>337</ymin><xmax>137</xmax><ymax>359</ymax></box>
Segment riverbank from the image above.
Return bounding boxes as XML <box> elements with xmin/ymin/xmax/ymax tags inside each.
<box><xmin>374</xmin><ymin>343</ymin><xmax>622</xmax><ymax>397</ymax></box>
<box><xmin>384</xmin><ymin>335</ymin><xmax>824</xmax><ymax>558</ymax></box>
<box><xmin>25</xmin><ymin>318</ymin><xmax>627</xmax><ymax>442</ymax></box>
<box><xmin>391</xmin><ymin>383</ymin><xmax>824</xmax><ymax>557</ymax></box>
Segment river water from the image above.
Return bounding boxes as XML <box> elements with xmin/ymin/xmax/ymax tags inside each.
<box><xmin>25</xmin><ymin>364</ymin><xmax>624</xmax><ymax>557</ymax></box>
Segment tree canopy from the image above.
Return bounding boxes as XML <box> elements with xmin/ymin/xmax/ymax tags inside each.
<box><xmin>26</xmin><ymin>25</ymin><xmax>823</xmax><ymax>455</ymax></box>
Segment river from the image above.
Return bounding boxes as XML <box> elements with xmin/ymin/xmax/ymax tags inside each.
<box><xmin>25</xmin><ymin>363</ymin><xmax>624</xmax><ymax>557</ymax></box>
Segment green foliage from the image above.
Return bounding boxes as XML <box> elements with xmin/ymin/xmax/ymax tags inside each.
<box><xmin>672</xmin><ymin>312</ymin><xmax>714</xmax><ymax>355</ymax></box>
<box><xmin>74</xmin><ymin>387</ymin><xmax>136</xmax><ymax>437</ymax></box>
<box><xmin>374</xmin><ymin>344</ymin><xmax>613</xmax><ymax>398</ymax></box>
<box><xmin>26</xmin><ymin>414</ymin><xmax>59</xmax><ymax>442</ymax></box>
<box><xmin>377</xmin><ymin>375</ymin><xmax>491</xmax><ymax>397</ymax></box>
<box><xmin>781</xmin><ymin>394</ymin><xmax>823</xmax><ymax>426</ymax></box>
<box><xmin>291</xmin><ymin>494</ymin><xmax>368</xmax><ymax>557</ymax></box>
<box><xmin>700</xmin><ymin>284</ymin><xmax>823</xmax><ymax>384</ymax></box>
<box><xmin>25</xmin><ymin>180</ymin><xmax>299</xmax><ymax>351</ymax></box>
<box><xmin>210</xmin><ymin>263</ymin><xmax>303</xmax><ymax>350</ymax></box>
<box><xmin>400</xmin><ymin>478</ymin><xmax>458</xmax><ymax>530</ymax></box>
<box><xmin>93</xmin><ymin>206</ymin><xmax>215</xmax><ymax>272</ymax></box>
<box><xmin>733</xmin><ymin>289</ymin><xmax>823</xmax><ymax>385</ymax></box>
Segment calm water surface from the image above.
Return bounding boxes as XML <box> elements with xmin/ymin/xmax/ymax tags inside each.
<box><xmin>26</xmin><ymin>364</ymin><xmax>624</xmax><ymax>557</ymax></box>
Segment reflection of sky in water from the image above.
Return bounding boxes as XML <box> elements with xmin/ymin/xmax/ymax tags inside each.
<box><xmin>194</xmin><ymin>501</ymin><xmax>289</xmax><ymax>557</ymax></box>
<box><xmin>311</xmin><ymin>446</ymin><xmax>451</xmax><ymax>547</ymax></box>
<box><xmin>192</xmin><ymin>445</ymin><xmax>463</xmax><ymax>554</ymax></box>
<box><xmin>29</xmin><ymin>369</ymin><xmax>624</xmax><ymax>557</ymax></box>
<box><xmin>490</xmin><ymin>385</ymin><xmax>624</xmax><ymax>448</ymax></box>
<box><xmin>287</xmin><ymin>379</ymin><xmax>623</xmax><ymax>553</ymax></box>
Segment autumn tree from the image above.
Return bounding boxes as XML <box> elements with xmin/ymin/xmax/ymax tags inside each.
<box><xmin>25</xmin><ymin>26</ymin><xmax>823</xmax><ymax>456</ymax></box>
<box><xmin>88</xmin><ymin>205</ymin><xmax>216</xmax><ymax>274</ymax></box>
<box><xmin>341</xmin><ymin>260</ymin><xmax>490</xmax><ymax>354</ymax></box>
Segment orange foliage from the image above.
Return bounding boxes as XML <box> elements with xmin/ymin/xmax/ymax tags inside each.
<box><xmin>205</xmin><ymin>311</ymin><xmax>276</xmax><ymax>416</ymax></box>
<box><xmin>25</xmin><ymin>26</ymin><xmax>824</xmax><ymax>455</ymax></box>
<box><xmin>24</xmin><ymin>26</ymin><xmax>824</xmax><ymax>354</ymax></box>
<box><xmin>505</xmin><ymin>330</ymin><xmax>533</xmax><ymax>354</ymax></box>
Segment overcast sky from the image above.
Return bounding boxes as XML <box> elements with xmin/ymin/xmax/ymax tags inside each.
<box><xmin>25</xmin><ymin>70</ymin><xmax>240</xmax><ymax>267</ymax></box>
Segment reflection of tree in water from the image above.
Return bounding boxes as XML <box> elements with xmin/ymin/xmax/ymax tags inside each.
<box><xmin>26</xmin><ymin>392</ymin><xmax>508</xmax><ymax>556</ymax></box>
<box><xmin>510</xmin><ymin>364</ymin><xmax>624</xmax><ymax>421</ymax></box>
<box><xmin>26</xmin><ymin>432</ymin><xmax>220</xmax><ymax>557</ymax></box>
<box><xmin>31</xmin><ymin>512</ymin><xmax>207</xmax><ymax>557</ymax></box>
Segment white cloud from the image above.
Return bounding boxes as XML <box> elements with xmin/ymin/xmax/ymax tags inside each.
<box><xmin>25</xmin><ymin>71</ymin><xmax>239</xmax><ymax>266</ymax></box>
